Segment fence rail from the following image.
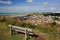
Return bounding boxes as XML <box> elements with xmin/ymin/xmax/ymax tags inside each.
<box><xmin>9</xmin><ymin>25</ymin><xmax>38</xmax><ymax>40</ymax></box>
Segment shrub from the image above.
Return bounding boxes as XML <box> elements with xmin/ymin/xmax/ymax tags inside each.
<box><xmin>16</xmin><ymin>22</ymin><xmax>38</xmax><ymax>29</ymax></box>
<box><xmin>50</xmin><ymin>22</ymin><xmax>56</xmax><ymax>27</ymax></box>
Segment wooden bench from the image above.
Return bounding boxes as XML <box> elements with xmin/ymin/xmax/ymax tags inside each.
<box><xmin>9</xmin><ymin>25</ymin><xmax>38</xmax><ymax>40</ymax></box>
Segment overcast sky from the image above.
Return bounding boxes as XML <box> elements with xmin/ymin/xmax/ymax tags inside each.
<box><xmin>0</xmin><ymin>0</ymin><xmax>60</xmax><ymax>13</ymax></box>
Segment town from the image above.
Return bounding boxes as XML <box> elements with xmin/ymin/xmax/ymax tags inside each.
<box><xmin>12</xmin><ymin>13</ymin><xmax>60</xmax><ymax>25</ymax></box>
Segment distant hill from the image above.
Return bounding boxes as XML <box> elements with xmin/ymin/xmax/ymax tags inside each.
<box><xmin>43</xmin><ymin>13</ymin><xmax>60</xmax><ymax>16</ymax></box>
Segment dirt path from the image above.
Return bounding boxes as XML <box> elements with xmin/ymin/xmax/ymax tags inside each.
<box><xmin>36</xmin><ymin>36</ymin><xmax>46</xmax><ymax>40</ymax></box>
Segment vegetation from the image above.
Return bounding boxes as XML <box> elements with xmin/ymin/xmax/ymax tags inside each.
<box><xmin>0</xmin><ymin>15</ymin><xmax>60</xmax><ymax>40</ymax></box>
<box><xmin>50</xmin><ymin>22</ymin><xmax>56</xmax><ymax>27</ymax></box>
<box><xmin>43</xmin><ymin>13</ymin><xmax>60</xmax><ymax>16</ymax></box>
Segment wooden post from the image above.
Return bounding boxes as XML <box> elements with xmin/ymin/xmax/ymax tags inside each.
<box><xmin>10</xmin><ymin>25</ymin><xmax>12</xmax><ymax>35</ymax></box>
<box><xmin>10</xmin><ymin>25</ymin><xmax>13</xmax><ymax>35</ymax></box>
<box><xmin>25</xmin><ymin>28</ymin><xmax>27</xmax><ymax>40</ymax></box>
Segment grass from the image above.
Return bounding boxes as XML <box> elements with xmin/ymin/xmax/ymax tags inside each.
<box><xmin>0</xmin><ymin>21</ymin><xmax>60</xmax><ymax>40</ymax></box>
<box><xmin>0</xmin><ymin>22</ymin><xmax>35</xmax><ymax>40</ymax></box>
<box><xmin>0</xmin><ymin>22</ymin><xmax>10</xmax><ymax>40</ymax></box>
<box><xmin>11</xmin><ymin>34</ymin><xmax>25</xmax><ymax>40</ymax></box>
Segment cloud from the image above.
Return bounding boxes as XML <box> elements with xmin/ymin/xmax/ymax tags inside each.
<box><xmin>0</xmin><ymin>6</ymin><xmax>43</xmax><ymax>13</ymax></box>
<box><xmin>27</xmin><ymin>0</ymin><xmax>32</xmax><ymax>2</ymax></box>
<box><xmin>50</xmin><ymin>7</ymin><xmax>54</xmax><ymax>10</ymax></box>
<box><xmin>41</xmin><ymin>2</ymin><xmax>50</xmax><ymax>8</ymax></box>
<box><xmin>0</xmin><ymin>0</ymin><xmax>12</xmax><ymax>4</ymax></box>
<box><xmin>41</xmin><ymin>2</ymin><xmax>56</xmax><ymax>7</ymax></box>
<box><xmin>0</xmin><ymin>6</ymin><xmax>60</xmax><ymax>13</ymax></box>
<box><xmin>50</xmin><ymin>7</ymin><xmax>57</xmax><ymax>10</ymax></box>
<box><xmin>43</xmin><ymin>2</ymin><xmax>48</xmax><ymax>6</ymax></box>
<box><xmin>0</xmin><ymin>6</ymin><xmax>31</xmax><ymax>13</ymax></box>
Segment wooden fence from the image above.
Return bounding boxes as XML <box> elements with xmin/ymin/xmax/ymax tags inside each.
<box><xmin>9</xmin><ymin>25</ymin><xmax>38</xmax><ymax>40</ymax></box>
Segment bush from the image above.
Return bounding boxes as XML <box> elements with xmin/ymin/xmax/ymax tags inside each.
<box><xmin>50</xmin><ymin>22</ymin><xmax>56</xmax><ymax>27</ymax></box>
<box><xmin>26</xmin><ymin>23</ymin><xmax>36</xmax><ymax>29</ymax></box>
<box><xmin>16</xmin><ymin>22</ymin><xmax>38</xmax><ymax>29</ymax></box>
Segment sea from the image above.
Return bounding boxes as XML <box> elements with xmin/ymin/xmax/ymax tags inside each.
<box><xmin>0</xmin><ymin>13</ymin><xmax>28</xmax><ymax>16</ymax></box>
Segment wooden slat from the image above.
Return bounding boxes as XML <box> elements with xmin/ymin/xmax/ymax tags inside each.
<box><xmin>9</xmin><ymin>25</ymin><xmax>32</xmax><ymax>32</ymax></box>
<box><xmin>9</xmin><ymin>25</ymin><xmax>34</xmax><ymax>35</ymax></box>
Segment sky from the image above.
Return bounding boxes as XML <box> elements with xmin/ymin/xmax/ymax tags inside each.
<box><xmin>0</xmin><ymin>0</ymin><xmax>60</xmax><ymax>13</ymax></box>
